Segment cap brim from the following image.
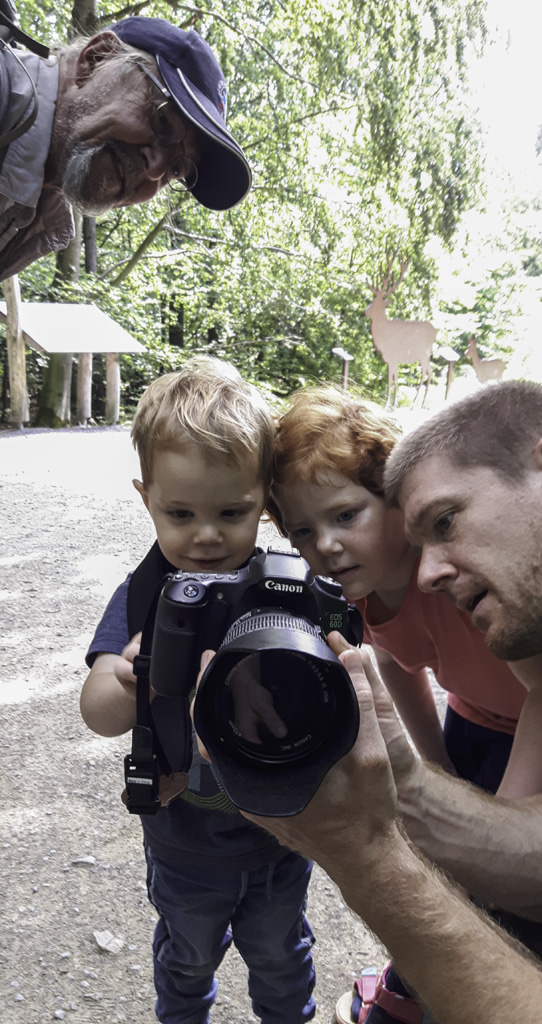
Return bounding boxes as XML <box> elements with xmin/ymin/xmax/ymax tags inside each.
<box><xmin>158</xmin><ymin>55</ymin><xmax>251</xmax><ymax>211</ymax></box>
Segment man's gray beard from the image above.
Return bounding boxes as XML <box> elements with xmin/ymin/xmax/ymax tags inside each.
<box><xmin>62</xmin><ymin>143</ymin><xmax>116</xmax><ymax>217</ymax></box>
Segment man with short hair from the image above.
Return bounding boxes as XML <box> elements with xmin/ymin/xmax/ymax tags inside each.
<box><xmin>0</xmin><ymin>15</ymin><xmax>250</xmax><ymax>279</ymax></box>
<box><xmin>385</xmin><ymin>379</ymin><xmax>542</xmax><ymax>663</ymax></box>
<box><xmin>373</xmin><ymin>379</ymin><xmax>542</xmax><ymax>918</ymax></box>
<box><xmin>243</xmin><ymin>380</ymin><xmax>542</xmax><ymax>1023</ymax></box>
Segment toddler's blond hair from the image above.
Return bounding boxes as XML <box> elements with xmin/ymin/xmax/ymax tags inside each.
<box><xmin>132</xmin><ymin>356</ymin><xmax>275</xmax><ymax>489</ymax></box>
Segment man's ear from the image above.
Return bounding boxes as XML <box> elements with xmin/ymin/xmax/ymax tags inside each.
<box><xmin>133</xmin><ymin>478</ymin><xmax>150</xmax><ymax>511</ymax></box>
<box><xmin>75</xmin><ymin>30</ymin><xmax>122</xmax><ymax>86</ymax></box>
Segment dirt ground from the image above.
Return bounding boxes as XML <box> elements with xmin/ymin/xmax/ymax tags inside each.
<box><xmin>0</xmin><ymin>426</ymin><xmax>391</xmax><ymax>1024</ymax></box>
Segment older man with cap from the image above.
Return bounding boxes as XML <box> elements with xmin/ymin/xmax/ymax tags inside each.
<box><xmin>0</xmin><ymin>14</ymin><xmax>251</xmax><ymax>279</ymax></box>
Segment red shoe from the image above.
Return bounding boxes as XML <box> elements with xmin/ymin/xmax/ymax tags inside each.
<box><xmin>335</xmin><ymin>965</ymin><xmax>426</xmax><ymax>1024</ymax></box>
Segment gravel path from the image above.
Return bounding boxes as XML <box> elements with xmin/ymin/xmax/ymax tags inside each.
<box><xmin>0</xmin><ymin>427</ymin><xmax>386</xmax><ymax>1024</ymax></box>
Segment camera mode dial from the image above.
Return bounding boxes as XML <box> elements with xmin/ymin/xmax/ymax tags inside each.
<box><xmin>315</xmin><ymin>575</ymin><xmax>343</xmax><ymax>598</ymax></box>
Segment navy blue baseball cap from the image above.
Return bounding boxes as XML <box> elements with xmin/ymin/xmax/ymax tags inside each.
<box><xmin>110</xmin><ymin>16</ymin><xmax>251</xmax><ymax>211</ymax></box>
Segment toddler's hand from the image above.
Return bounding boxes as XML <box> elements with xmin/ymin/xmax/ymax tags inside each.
<box><xmin>115</xmin><ymin>632</ymin><xmax>142</xmax><ymax>699</ymax></box>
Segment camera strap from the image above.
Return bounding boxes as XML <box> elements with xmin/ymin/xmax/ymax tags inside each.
<box><xmin>0</xmin><ymin>9</ymin><xmax>50</xmax><ymax>57</ymax></box>
<box><xmin>122</xmin><ymin>569</ymin><xmax>172</xmax><ymax>815</ymax></box>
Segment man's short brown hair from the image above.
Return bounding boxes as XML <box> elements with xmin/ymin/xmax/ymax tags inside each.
<box><xmin>131</xmin><ymin>356</ymin><xmax>275</xmax><ymax>489</ymax></box>
<box><xmin>384</xmin><ymin>380</ymin><xmax>542</xmax><ymax>507</ymax></box>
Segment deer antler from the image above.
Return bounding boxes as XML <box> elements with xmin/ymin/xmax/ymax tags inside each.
<box><xmin>382</xmin><ymin>252</ymin><xmax>410</xmax><ymax>300</ymax></box>
<box><xmin>367</xmin><ymin>251</ymin><xmax>411</xmax><ymax>300</ymax></box>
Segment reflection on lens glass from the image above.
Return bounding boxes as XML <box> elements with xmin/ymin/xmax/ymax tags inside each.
<box><xmin>214</xmin><ymin>649</ymin><xmax>335</xmax><ymax>763</ymax></box>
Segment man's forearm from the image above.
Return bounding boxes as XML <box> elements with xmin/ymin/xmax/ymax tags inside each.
<box><xmin>330</xmin><ymin>831</ymin><xmax>542</xmax><ymax>1024</ymax></box>
<box><xmin>399</xmin><ymin>764</ymin><xmax>542</xmax><ymax>919</ymax></box>
<box><xmin>243</xmin><ymin>643</ymin><xmax>542</xmax><ymax>1023</ymax></box>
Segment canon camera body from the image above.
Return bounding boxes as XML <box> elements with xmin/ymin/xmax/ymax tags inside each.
<box><xmin>147</xmin><ymin>547</ymin><xmax>362</xmax><ymax>816</ymax></box>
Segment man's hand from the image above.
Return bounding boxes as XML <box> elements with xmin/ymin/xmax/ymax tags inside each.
<box><xmin>240</xmin><ymin>645</ymin><xmax>400</xmax><ymax>872</ymax></box>
<box><xmin>329</xmin><ymin>633</ymin><xmax>421</xmax><ymax>788</ymax></box>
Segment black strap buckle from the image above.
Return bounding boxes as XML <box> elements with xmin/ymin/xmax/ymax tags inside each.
<box><xmin>133</xmin><ymin>653</ymin><xmax>151</xmax><ymax>678</ymax></box>
<box><xmin>124</xmin><ymin>753</ymin><xmax>161</xmax><ymax>814</ymax></box>
<box><xmin>124</xmin><ymin>724</ymin><xmax>160</xmax><ymax>815</ymax></box>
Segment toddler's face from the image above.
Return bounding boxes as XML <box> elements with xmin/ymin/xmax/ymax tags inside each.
<box><xmin>134</xmin><ymin>443</ymin><xmax>265</xmax><ymax>572</ymax></box>
<box><xmin>274</xmin><ymin>471</ymin><xmax>412</xmax><ymax>602</ymax></box>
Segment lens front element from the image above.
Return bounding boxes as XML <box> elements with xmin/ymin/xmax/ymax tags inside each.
<box><xmin>216</xmin><ymin>648</ymin><xmax>336</xmax><ymax>763</ymax></box>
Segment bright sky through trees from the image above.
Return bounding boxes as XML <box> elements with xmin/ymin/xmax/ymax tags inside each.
<box><xmin>471</xmin><ymin>0</ymin><xmax>542</xmax><ymax>181</ymax></box>
<box><xmin>436</xmin><ymin>0</ymin><xmax>542</xmax><ymax>385</ymax></box>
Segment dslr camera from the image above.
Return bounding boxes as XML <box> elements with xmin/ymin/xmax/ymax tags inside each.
<box><xmin>147</xmin><ymin>547</ymin><xmax>362</xmax><ymax>816</ymax></box>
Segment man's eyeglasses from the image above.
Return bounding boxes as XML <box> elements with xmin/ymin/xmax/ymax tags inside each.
<box><xmin>134</xmin><ymin>62</ymin><xmax>199</xmax><ymax>194</ymax></box>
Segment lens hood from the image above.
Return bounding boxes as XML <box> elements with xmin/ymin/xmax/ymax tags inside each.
<box><xmin>193</xmin><ymin>610</ymin><xmax>360</xmax><ymax>816</ymax></box>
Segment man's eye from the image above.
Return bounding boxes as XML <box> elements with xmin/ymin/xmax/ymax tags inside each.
<box><xmin>152</xmin><ymin>106</ymin><xmax>173</xmax><ymax>141</ymax></box>
<box><xmin>435</xmin><ymin>512</ymin><xmax>453</xmax><ymax>536</ymax></box>
<box><xmin>168</xmin><ymin>157</ymin><xmax>187</xmax><ymax>182</ymax></box>
<box><xmin>151</xmin><ymin>102</ymin><xmax>185</xmax><ymax>146</ymax></box>
<box><xmin>157</xmin><ymin>109</ymin><xmax>172</xmax><ymax>136</ymax></box>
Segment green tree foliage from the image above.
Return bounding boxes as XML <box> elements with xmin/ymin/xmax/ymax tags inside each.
<box><xmin>13</xmin><ymin>0</ymin><xmax>487</xmax><ymax>415</ymax></box>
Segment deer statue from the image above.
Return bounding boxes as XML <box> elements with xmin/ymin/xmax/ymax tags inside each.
<box><xmin>466</xmin><ymin>336</ymin><xmax>505</xmax><ymax>383</ymax></box>
<box><xmin>364</xmin><ymin>252</ymin><xmax>436</xmax><ymax>408</ymax></box>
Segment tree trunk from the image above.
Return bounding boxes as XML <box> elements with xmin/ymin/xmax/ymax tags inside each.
<box><xmin>77</xmin><ymin>352</ymin><xmax>93</xmax><ymax>424</ymax></box>
<box><xmin>4</xmin><ymin>275</ymin><xmax>29</xmax><ymax>427</ymax></box>
<box><xmin>36</xmin><ymin>352</ymin><xmax>73</xmax><ymax>427</ymax></box>
<box><xmin>36</xmin><ymin>213</ymin><xmax>83</xmax><ymax>427</ymax></box>
<box><xmin>105</xmin><ymin>352</ymin><xmax>120</xmax><ymax>425</ymax></box>
<box><xmin>71</xmin><ymin>0</ymin><xmax>98</xmax><ymax>36</ymax></box>
<box><xmin>83</xmin><ymin>217</ymin><xmax>97</xmax><ymax>273</ymax></box>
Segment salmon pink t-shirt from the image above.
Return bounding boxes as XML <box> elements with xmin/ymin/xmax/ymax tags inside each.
<box><xmin>356</xmin><ymin>561</ymin><xmax>525</xmax><ymax>734</ymax></box>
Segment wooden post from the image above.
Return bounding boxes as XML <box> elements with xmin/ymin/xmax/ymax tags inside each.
<box><xmin>332</xmin><ymin>347</ymin><xmax>354</xmax><ymax>392</ymax></box>
<box><xmin>77</xmin><ymin>353</ymin><xmax>93</xmax><ymax>424</ymax></box>
<box><xmin>105</xmin><ymin>352</ymin><xmax>120</xmax><ymax>425</ymax></box>
<box><xmin>4</xmin><ymin>275</ymin><xmax>29</xmax><ymax>427</ymax></box>
<box><xmin>445</xmin><ymin>361</ymin><xmax>453</xmax><ymax>401</ymax></box>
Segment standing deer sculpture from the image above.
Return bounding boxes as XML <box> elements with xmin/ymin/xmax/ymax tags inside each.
<box><xmin>466</xmin><ymin>336</ymin><xmax>505</xmax><ymax>383</ymax></box>
<box><xmin>365</xmin><ymin>252</ymin><xmax>436</xmax><ymax>408</ymax></box>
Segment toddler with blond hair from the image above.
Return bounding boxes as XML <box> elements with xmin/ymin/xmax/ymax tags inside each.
<box><xmin>81</xmin><ymin>356</ymin><xmax>316</xmax><ymax>1024</ymax></box>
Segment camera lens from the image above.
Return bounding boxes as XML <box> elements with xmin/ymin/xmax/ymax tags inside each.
<box><xmin>215</xmin><ymin>648</ymin><xmax>336</xmax><ymax>763</ymax></box>
<box><xmin>193</xmin><ymin>603</ymin><xmax>360</xmax><ymax>815</ymax></box>
<box><xmin>198</xmin><ymin>609</ymin><xmax>340</xmax><ymax>765</ymax></box>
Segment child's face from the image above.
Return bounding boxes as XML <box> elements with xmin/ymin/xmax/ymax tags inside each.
<box><xmin>134</xmin><ymin>443</ymin><xmax>266</xmax><ymax>572</ymax></box>
<box><xmin>274</xmin><ymin>471</ymin><xmax>413</xmax><ymax>602</ymax></box>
